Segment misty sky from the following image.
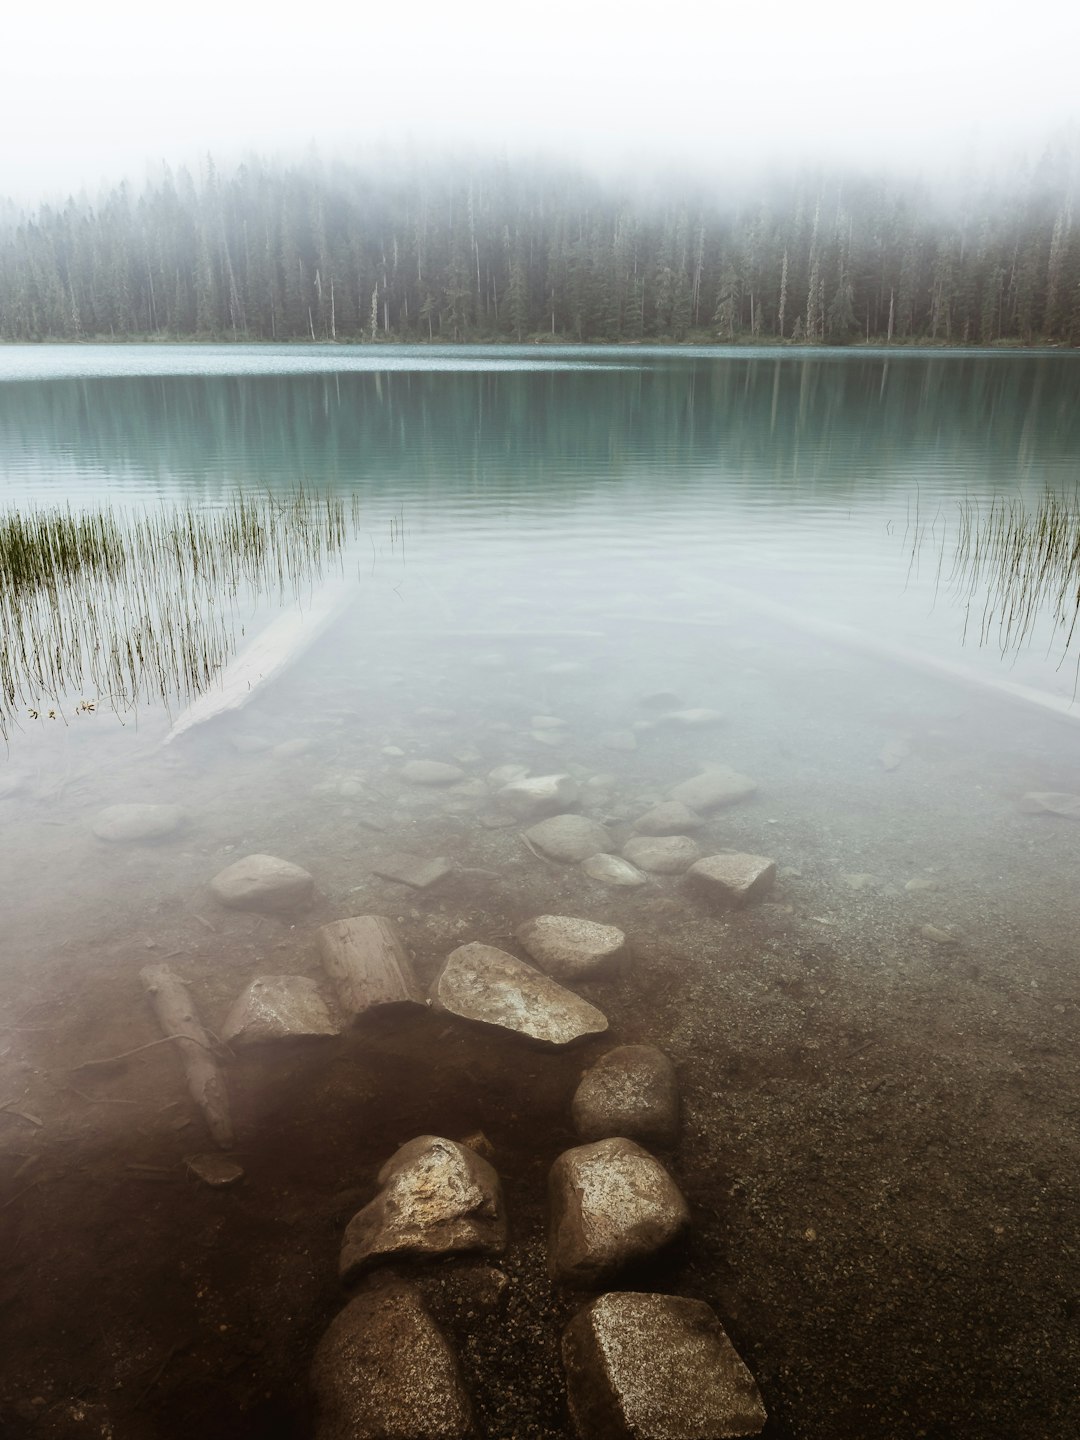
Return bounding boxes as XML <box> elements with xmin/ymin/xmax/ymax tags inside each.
<box><xmin>2</xmin><ymin>0</ymin><xmax>1078</xmax><ymax>202</ymax></box>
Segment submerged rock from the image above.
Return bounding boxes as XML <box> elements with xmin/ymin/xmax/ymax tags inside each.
<box><xmin>221</xmin><ymin>975</ymin><xmax>337</xmax><ymax>1045</ymax></box>
<box><xmin>562</xmin><ymin>1292</ymin><xmax>767</xmax><ymax>1439</ymax></box>
<box><xmin>210</xmin><ymin>853</ymin><xmax>315</xmax><ymax>913</ymax></box>
<box><xmin>497</xmin><ymin>773</ymin><xmax>580</xmax><ymax>819</ymax></box>
<box><xmin>431</xmin><ymin>942</ymin><xmax>608</xmax><ymax>1047</ymax></box>
<box><xmin>401</xmin><ymin>760</ymin><xmax>466</xmax><ymax>786</ymax></box>
<box><xmin>525</xmin><ymin>814</ymin><xmax>611</xmax><ymax>863</ymax></box>
<box><xmin>622</xmin><ymin>835</ymin><xmax>701</xmax><ymax>875</ymax></box>
<box><xmin>581</xmin><ymin>853</ymin><xmax>649</xmax><ymax>888</ymax></box>
<box><xmin>311</xmin><ymin>1274</ymin><xmax>473</xmax><ymax>1439</ymax></box>
<box><xmin>669</xmin><ymin>768</ymin><xmax>757</xmax><ymax>813</ymax></box>
<box><xmin>185</xmin><ymin>1154</ymin><xmax>245</xmax><ymax>1188</ymax></box>
<box><xmin>600</xmin><ymin>730</ymin><xmax>638</xmax><ymax>752</ymax></box>
<box><xmin>657</xmin><ymin>707</ymin><xmax>726</xmax><ymax>728</ymax></box>
<box><xmin>339</xmin><ymin>1135</ymin><xmax>506</xmax><ymax>1283</ymax></box>
<box><xmin>371</xmin><ymin>853</ymin><xmax>454</xmax><ymax>890</ymax></box>
<box><xmin>633</xmin><ymin>801</ymin><xmax>704</xmax><ymax>836</ymax></box>
<box><xmin>92</xmin><ymin>802</ymin><xmax>186</xmax><ymax>842</ymax></box>
<box><xmin>1018</xmin><ymin>791</ymin><xmax>1080</xmax><ymax>819</ymax></box>
<box><xmin>548</xmin><ymin>1137</ymin><xmax>690</xmax><ymax>1285</ymax></box>
<box><xmin>516</xmin><ymin>915</ymin><xmax>627</xmax><ymax>981</ymax></box>
<box><xmin>572</xmin><ymin>1045</ymin><xmax>679</xmax><ymax>1147</ymax></box>
<box><xmin>317</xmin><ymin>915</ymin><xmax>425</xmax><ymax>1016</ymax></box>
<box><xmin>686</xmin><ymin>853</ymin><xmax>777</xmax><ymax>908</ymax></box>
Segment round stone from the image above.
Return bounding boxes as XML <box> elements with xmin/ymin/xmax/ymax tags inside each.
<box><xmin>621</xmin><ymin>835</ymin><xmax>701</xmax><ymax>874</ymax></box>
<box><xmin>516</xmin><ymin>915</ymin><xmax>627</xmax><ymax>981</ymax></box>
<box><xmin>92</xmin><ymin>803</ymin><xmax>186</xmax><ymax>842</ymax></box>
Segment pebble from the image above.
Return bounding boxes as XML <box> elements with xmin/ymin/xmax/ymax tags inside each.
<box><xmin>571</xmin><ymin>1045</ymin><xmax>679</xmax><ymax>1147</ymax></box>
<box><xmin>210</xmin><ymin>853</ymin><xmax>315</xmax><ymax>913</ymax></box>
<box><xmin>497</xmin><ymin>773</ymin><xmax>580</xmax><ymax>819</ymax></box>
<box><xmin>622</xmin><ymin>835</ymin><xmax>701</xmax><ymax>874</ymax></box>
<box><xmin>339</xmin><ymin>1135</ymin><xmax>506</xmax><ymax>1283</ymax></box>
<box><xmin>401</xmin><ymin>760</ymin><xmax>466</xmax><ymax>786</ymax></box>
<box><xmin>562</xmin><ymin>1292</ymin><xmax>767</xmax><ymax>1439</ymax></box>
<box><xmin>921</xmin><ymin>923</ymin><xmax>962</xmax><ymax>946</ymax></box>
<box><xmin>221</xmin><ymin>975</ymin><xmax>337</xmax><ymax>1045</ymax></box>
<box><xmin>633</xmin><ymin>801</ymin><xmax>704</xmax><ymax>836</ymax></box>
<box><xmin>581</xmin><ymin>853</ymin><xmax>649</xmax><ymax>887</ymax></box>
<box><xmin>92</xmin><ymin>802</ymin><xmax>186</xmax><ymax>843</ymax></box>
<box><xmin>371</xmin><ymin>853</ymin><xmax>454</xmax><ymax>890</ymax></box>
<box><xmin>548</xmin><ymin>1137</ymin><xmax>690</xmax><ymax>1285</ymax></box>
<box><xmin>687</xmin><ymin>853</ymin><xmax>777</xmax><ymax>908</ymax></box>
<box><xmin>525</xmin><ymin>813</ymin><xmax>612</xmax><ymax>863</ymax></box>
<box><xmin>516</xmin><ymin>915</ymin><xmax>627</xmax><ymax>981</ymax></box>
<box><xmin>668</xmin><ymin>767</ymin><xmax>758</xmax><ymax>812</ymax></box>
<box><xmin>311</xmin><ymin>1274</ymin><xmax>473</xmax><ymax>1439</ymax></box>
<box><xmin>431</xmin><ymin>942</ymin><xmax>608</xmax><ymax>1047</ymax></box>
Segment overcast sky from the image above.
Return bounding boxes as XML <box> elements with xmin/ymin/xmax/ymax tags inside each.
<box><xmin>1</xmin><ymin>0</ymin><xmax>1078</xmax><ymax>203</ymax></box>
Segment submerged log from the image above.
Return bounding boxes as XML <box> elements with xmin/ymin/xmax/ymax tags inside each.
<box><xmin>316</xmin><ymin>916</ymin><xmax>426</xmax><ymax>1019</ymax></box>
<box><xmin>139</xmin><ymin>963</ymin><xmax>234</xmax><ymax>1148</ymax></box>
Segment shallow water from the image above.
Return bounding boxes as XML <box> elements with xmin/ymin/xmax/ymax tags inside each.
<box><xmin>2</xmin><ymin>346</ymin><xmax>1080</xmax><ymax>1438</ymax></box>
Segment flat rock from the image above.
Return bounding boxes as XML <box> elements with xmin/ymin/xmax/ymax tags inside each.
<box><xmin>639</xmin><ymin>690</ymin><xmax>684</xmax><ymax>711</ymax></box>
<box><xmin>401</xmin><ymin>760</ymin><xmax>466</xmax><ymax>786</ymax></box>
<box><xmin>669</xmin><ymin>768</ymin><xmax>757</xmax><ymax>812</ymax></box>
<box><xmin>487</xmin><ymin>764</ymin><xmax>529</xmax><ymax>788</ymax></box>
<box><xmin>311</xmin><ymin>1275</ymin><xmax>473</xmax><ymax>1439</ymax></box>
<box><xmin>431</xmin><ymin>942</ymin><xmax>608</xmax><ymax>1047</ymax></box>
<box><xmin>92</xmin><ymin>803</ymin><xmax>186</xmax><ymax>842</ymax></box>
<box><xmin>548</xmin><ymin>1137</ymin><xmax>690</xmax><ymax>1285</ymax></box>
<box><xmin>633</xmin><ymin>801</ymin><xmax>705</xmax><ymax>836</ymax></box>
<box><xmin>185</xmin><ymin>1153</ymin><xmax>245</xmax><ymax>1188</ymax></box>
<box><xmin>526</xmin><ymin>814</ymin><xmax>611</xmax><ymax>863</ymax></box>
<box><xmin>516</xmin><ymin>916</ymin><xmax>627</xmax><ymax>981</ymax></box>
<box><xmin>372</xmin><ymin>853</ymin><xmax>454</xmax><ymax>889</ymax></box>
<box><xmin>581</xmin><ymin>853</ymin><xmax>649</xmax><ymax>888</ymax></box>
<box><xmin>572</xmin><ymin>1045</ymin><xmax>679</xmax><ymax>1147</ymax></box>
<box><xmin>562</xmin><ymin>1292</ymin><xmax>767</xmax><ymax>1439</ymax></box>
<box><xmin>340</xmin><ymin>1135</ymin><xmax>506</xmax><ymax>1283</ymax></box>
<box><xmin>657</xmin><ymin>707</ymin><xmax>726</xmax><ymax>728</ymax></box>
<box><xmin>221</xmin><ymin>975</ymin><xmax>337</xmax><ymax>1045</ymax></box>
<box><xmin>1018</xmin><ymin>791</ymin><xmax>1080</xmax><ymax>819</ymax></box>
<box><xmin>622</xmin><ymin>835</ymin><xmax>701</xmax><ymax>874</ymax></box>
<box><xmin>686</xmin><ymin>853</ymin><xmax>777</xmax><ymax>908</ymax></box>
<box><xmin>210</xmin><ymin>853</ymin><xmax>315</xmax><ymax>913</ymax></box>
<box><xmin>497</xmin><ymin>773</ymin><xmax>580</xmax><ymax>819</ymax></box>
<box><xmin>317</xmin><ymin>915</ymin><xmax>426</xmax><ymax>1015</ymax></box>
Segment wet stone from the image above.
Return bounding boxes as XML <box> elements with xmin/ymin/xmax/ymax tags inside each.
<box><xmin>210</xmin><ymin>853</ymin><xmax>315</xmax><ymax>913</ymax></box>
<box><xmin>487</xmin><ymin>764</ymin><xmax>529</xmax><ymax>788</ymax></box>
<box><xmin>401</xmin><ymin>759</ymin><xmax>466</xmax><ymax>786</ymax></box>
<box><xmin>317</xmin><ymin>915</ymin><xmax>426</xmax><ymax>1016</ymax></box>
<box><xmin>371</xmin><ymin>853</ymin><xmax>454</xmax><ymax>889</ymax></box>
<box><xmin>92</xmin><ymin>803</ymin><xmax>186</xmax><ymax>843</ymax></box>
<box><xmin>548</xmin><ymin>1137</ymin><xmax>690</xmax><ymax>1286</ymax></box>
<box><xmin>516</xmin><ymin>915</ymin><xmax>628</xmax><ymax>982</ymax></box>
<box><xmin>622</xmin><ymin>835</ymin><xmax>701</xmax><ymax>874</ymax></box>
<box><xmin>311</xmin><ymin>1274</ymin><xmax>473</xmax><ymax>1440</ymax></box>
<box><xmin>1018</xmin><ymin>791</ymin><xmax>1080</xmax><ymax>819</ymax></box>
<box><xmin>657</xmin><ymin>707</ymin><xmax>726</xmax><ymax>728</ymax></box>
<box><xmin>633</xmin><ymin>801</ymin><xmax>705</xmax><ymax>836</ymax></box>
<box><xmin>601</xmin><ymin>730</ymin><xmax>638</xmax><ymax>752</ymax></box>
<box><xmin>581</xmin><ymin>853</ymin><xmax>649</xmax><ymax>888</ymax></box>
<box><xmin>497</xmin><ymin>772</ymin><xmax>580</xmax><ymax>819</ymax></box>
<box><xmin>339</xmin><ymin>1135</ymin><xmax>506</xmax><ymax>1283</ymax></box>
<box><xmin>185</xmin><ymin>1154</ymin><xmax>245</xmax><ymax>1188</ymax></box>
<box><xmin>669</xmin><ymin>768</ymin><xmax>758</xmax><ymax>812</ymax></box>
<box><xmin>572</xmin><ymin>1045</ymin><xmax>679</xmax><ymax>1147</ymax></box>
<box><xmin>639</xmin><ymin>690</ymin><xmax>684</xmax><ymax>711</ymax></box>
<box><xmin>431</xmin><ymin>942</ymin><xmax>608</xmax><ymax>1047</ymax></box>
<box><xmin>562</xmin><ymin>1292</ymin><xmax>767</xmax><ymax>1440</ymax></box>
<box><xmin>525</xmin><ymin>813</ymin><xmax>611</xmax><ymax>863</ymax></box>
<box><xmin>686</xmin><ymin>853</ymin><xmax>777</xmax><ymax>908</ymax></box>
<box><xmin>221</xmin><ymin>975</ymin><xmax>337</xmax><ymax>1045</ymax></box>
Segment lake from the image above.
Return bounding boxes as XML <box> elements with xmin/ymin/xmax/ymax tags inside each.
<box><xmin>1</xmin><ymin>344</ymin><xmax>1079</xmax><ymax>1439</ymax></box>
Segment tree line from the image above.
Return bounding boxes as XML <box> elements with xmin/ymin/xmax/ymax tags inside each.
<box><xmin>0</xmin><ymin>149</ymin><xmax>1077</xmax><ymax>345</ymax></box>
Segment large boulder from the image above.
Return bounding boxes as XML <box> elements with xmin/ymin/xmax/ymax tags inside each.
<box><xmin>562</xmin><ymin>1292</ymin><xmax>767</xmax><ymax>1439</ymax></box>
<box><xmin>209</xmin><ymin>853</ymin><xmax>314</xmax><ymax>913</ymax></box>
<box><xmin>525</xmin><ymin>814</ymin><xmax>611</xmax><ymax>863</ymax></box>
<box><xmin>548</xmin><ymin>1137</ymin><xmax>690</xmax><ymax>1286</ymax></box>
<box><xmin>311</xmin><ymin>1274</ymin><xmax>473</xmax><ymax>1439</ymax></box>
<box><xmin>516</xmin><ymin>916</ymin><xmax>627</xmax><ymax>982</ymax></box>
<box><xmin>572</xmin><ymin>1045</ymin><xmax>679</xmax><ymax>1147</ymax></box>
<box><xmin>431</xmin><ymin>943</ymin><xmax>608</xmax><ymax>1047</ymax></box>
<box><xmin>339</xmin><ymin>1136</ymin><xmax>506</xmax><ymax>1284</ymax></box>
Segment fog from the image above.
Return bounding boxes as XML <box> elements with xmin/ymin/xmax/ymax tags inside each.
<box><xmin>2</xmin><ymin>0</ymin><xmax>1078</xmax><ymax>202</ymax></box>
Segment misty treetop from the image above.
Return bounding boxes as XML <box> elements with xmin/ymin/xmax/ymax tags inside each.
<box><xmin>0</xmin><ymin>150</ymin><xmax>1077</xmax><ymax>345</ymax></box>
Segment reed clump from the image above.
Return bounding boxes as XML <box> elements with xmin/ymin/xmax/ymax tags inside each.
<box><xmin>0</xmin><ymin>490</ymin><xmax>362</xmax><ymax>737</ymax></box>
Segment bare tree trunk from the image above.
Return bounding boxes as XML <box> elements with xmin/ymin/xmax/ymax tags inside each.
<box><xmin>140</xmin><ymin>965</ymin><xmax>234</xmax><ymax>1148</ymax></box>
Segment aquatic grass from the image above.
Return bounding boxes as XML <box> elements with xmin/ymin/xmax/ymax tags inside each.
<box><xmin>0</xmin><ymin>490</ymin><xmax>366</xmax><ymax>738</ymax></box>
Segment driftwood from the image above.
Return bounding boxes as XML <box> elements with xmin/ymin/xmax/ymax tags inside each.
<box><xmin>139</xmin><ymin>964</ymin><xmax>234</xmax><ymax>1148</ymax></box>
<box><xmin>316</xmin><ymin>916</ymin><xmax>425</xmax><ymax>1019</ymax></box>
